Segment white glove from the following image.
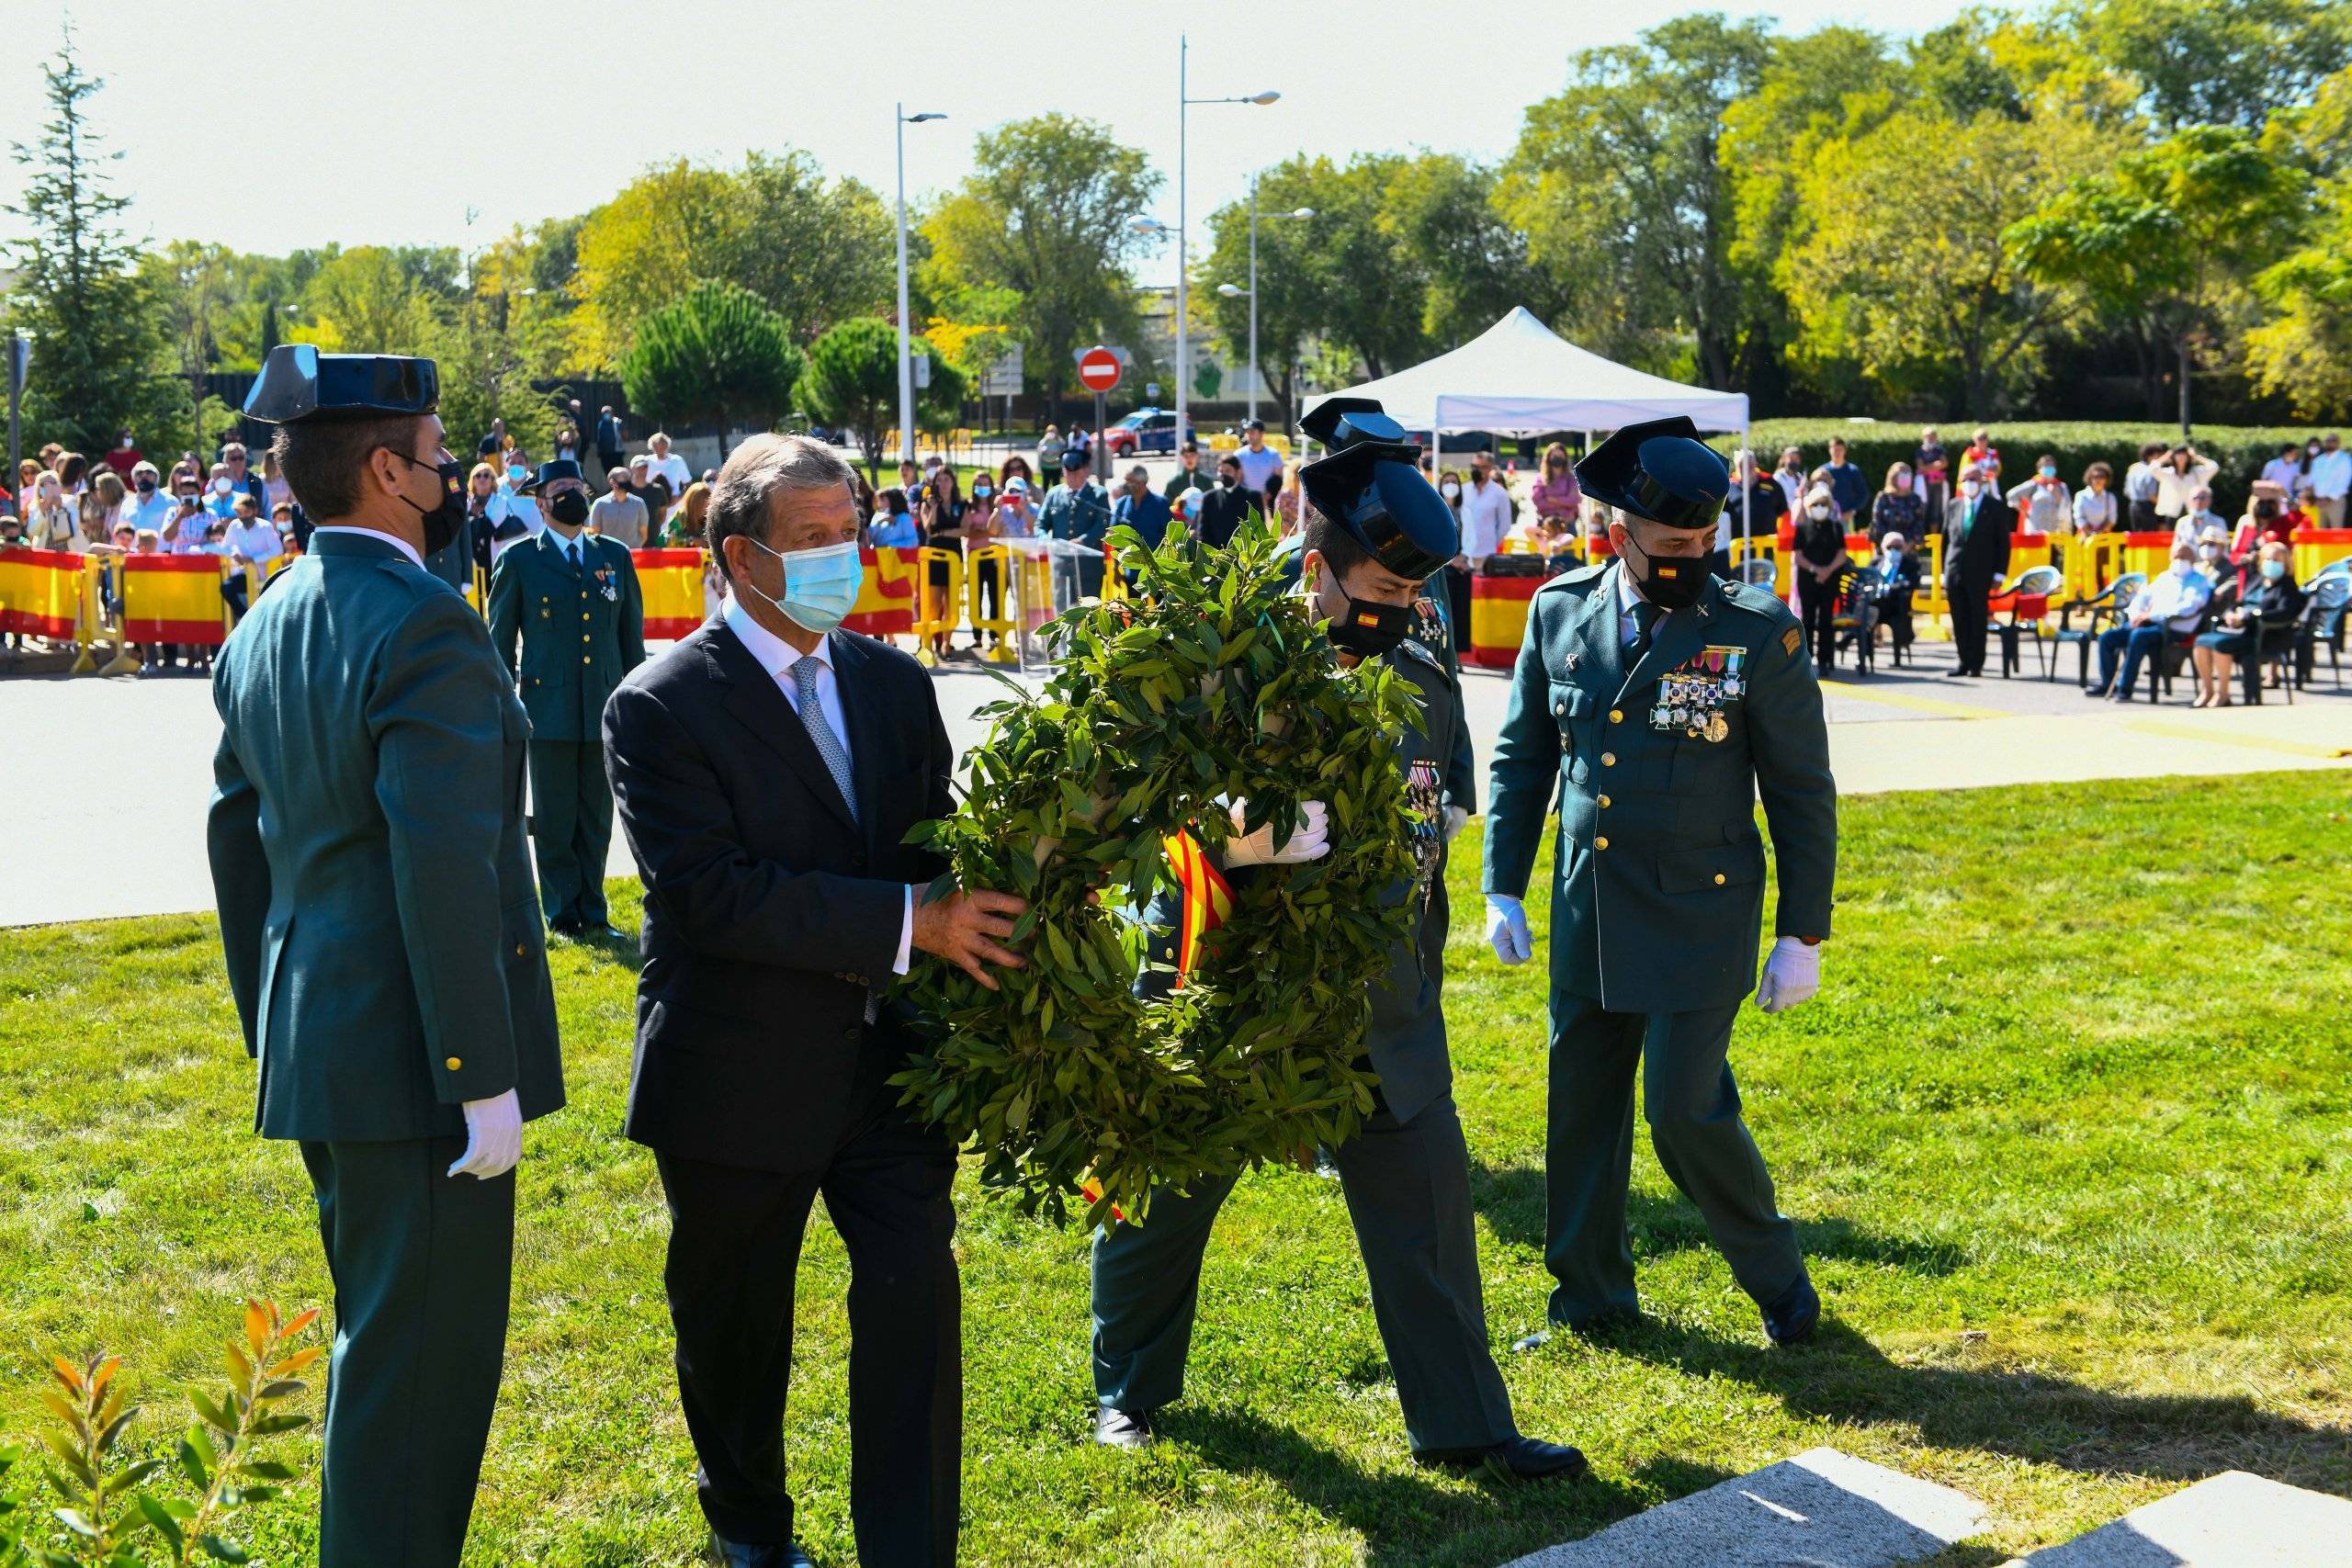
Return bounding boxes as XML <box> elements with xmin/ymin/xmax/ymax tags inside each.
<box><xmin>1222</xmin><ymin>798</ymin><xmax>1329</xmax><ymax>867</ymax></box>
<box><xmin>1486</xmin><ymin>894</ymin><xmax>1532</xmax><ymax>965</ymax></box>
<box><xmin>447</xmin><ymin>1089</ymin><xmax>524</xmax><ymax>1179</ymax></box>
<box><xmin>1442</xmin><ymin>805</ymin><xmax>1469</xmax><ymax>843</ymax></box>
<box><xmin>1755</xmin><ymin>936</ymin><xmax>1820</xmax><ymax>1014</ymax></box>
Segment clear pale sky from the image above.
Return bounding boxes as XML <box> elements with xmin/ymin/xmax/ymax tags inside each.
<box><xmin>2</xmin><ymin>0</ymin><xmax>1973</xmax><ymax>289</ymax></box>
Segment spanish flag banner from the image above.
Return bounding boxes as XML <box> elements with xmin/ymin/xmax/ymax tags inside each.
<box><xmin>0</xmin><ymin>547</ymin><xmax>85</xmax><ymax>638</ymax></box>
<box><xmin>842</xmin><ymin>547</ymin><xmax>922</xmax><ymax>637</ymax></box>
<box><xmin>121</xmin><ymin>555</ymin><xmax>230</xmax><ymax>646</ymax></box>
<box><xmin>1160</xmin><ymin>829</ymin><xmax>1236</xmax><ymax>983</ymax></box>
<box><xmin>631</xmin><ymin>547</ymin><xmax>707</xmax><ymax>640</ymax></box>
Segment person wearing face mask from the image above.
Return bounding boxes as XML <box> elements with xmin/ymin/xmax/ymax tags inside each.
<box><xmin>1485</xmin><ymin>414</ymin><xmax>1835</xmax><ymax>1352</ymax></box>
<box><xmin>1941</xmin><ymin>461</ymin><xmax>2013</xmax><ymax>678</ymax></box>
<box><xmin>2072</xmin><ymin>462</ymin><xmax>2117</xmax><ymax>536</ymax></box>
<box><xmin>212</xmin><ymin>345</ymin><xmax>564</xmax><ymax>1568</ymax></box>
<box><xmin>1860</xmin><ymin>531</ymin><xmax>1920</xmax><ymax>657</ymax></box>
<box><xmin>2174</xmin><ymin>486</ymin><xmax>2228</xmax><ymax>552</ymax></box>
<box><xmin>1869</xmin><ymin>463</ymin><xmax>1925</xmax><ymax>547</ymax></box>
<box><xmin>486</xmin><ymin>459</ymin><xmax>645</xmax><ymax>939</ymax></box>
<box><xmin>1090</xmin><ymin>399</ymin><xmax>1585</xmax><ymax>1483</ymax></box>
<box><xmin>2089</xmin><ymin>541</ymin><xmax>2211</xmax><ymax>700</ymax></box>
<box><xmin>605</xmin><ymin>434</ymin><xmax>1029</xmax><ymax>1568</ymax></box>
<box><xmin>2192</xmin><ymin>539</ymin><xmax>2306</xmax><ymax>705</ymax></box>
<box><xmin>123</xmin><ymin>459</ymin><xmax>175</xmax><ymax>533</ymax></box>
<box><xmin>865</xmin><ymin>485</ymin><xmax>920</xmax><ymax>548</ymax></box>
<box><xmin>1793</xmin><ymin>483</ymin><xmax>1853</xmax><ymax>674</ymax></box>
<box><xmin>2003</xmin><ymin>454</ymin><xmax>2071</xmax><ymax>536</ymax></box>
<box><xmin>1435</xmin><ymin>466</ymin><xmax>1473</xmax><ymax>637</ymax></box>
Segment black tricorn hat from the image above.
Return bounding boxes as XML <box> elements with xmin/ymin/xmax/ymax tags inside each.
<box><xmin>1298</xmin><ymin>398</ymin><xmax>1455</xmax><ymax>581</ymax></box>
<box><xmin>1577</xmin><ymin>415</ymin><xmax>1728</xmax><ymax>532</ymax></box>
<box><xmin>518</xmin><ymin>459</ymin><xmax>584</xmax><ymax>493</ymax></box>
<box><xmin>243</xmin><ymin>344</ymin><xmax>439</xmax><ymax>424</ymax></box>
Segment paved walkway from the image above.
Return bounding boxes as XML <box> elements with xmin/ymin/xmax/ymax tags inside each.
<box><xmin>3</xmin><ymin>638</ymin><xmax>2344</xmax><ymax>927</ymax></box>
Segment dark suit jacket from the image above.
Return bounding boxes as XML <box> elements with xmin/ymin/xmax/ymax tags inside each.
<box><xmin>1943</xmin><ymin>495</ymin><xmax>2014</xmax><ymax>587</ymax></box>
<box><xmin>209</xmin><ymin>530</ymin><xmax>564</xmax><ymax>1141</ymax></box>
<box><xmin>604</xmin><ymin>618</ymin><xmax>954</xmax><ymax>1174</ymax></box>
<box><xmin>1196</xmin><ymin>484</ymin><xmax>1258</xmax><ymax>549</ymax></box>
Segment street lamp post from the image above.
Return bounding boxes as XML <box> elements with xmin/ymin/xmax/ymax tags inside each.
<box><xmin>896</xmin><ymin>106</ymin><xmax>946</xmax><ymax>467</ymax></box>
<box><xmin>1215</xmin><ymin>175</ymin><xmax>1314</xmax><ymax>428</ymax></box>
<box><xmin>1172</xmin><ymin>36</ymin><xmax>1278</xmax><ymax>450</ymax></box>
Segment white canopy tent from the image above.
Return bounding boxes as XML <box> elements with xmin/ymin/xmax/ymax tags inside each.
<box><xmin>1302</xmin><ymin>307</ymin><xmax>1760</xmax><ymax>547</ymax></box>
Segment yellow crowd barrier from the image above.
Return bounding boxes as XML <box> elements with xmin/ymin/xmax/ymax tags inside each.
<box><xmin>911</xmin><ymin>545</ymin><xmax>966</xmax><ymax>666</ymax></box>
<box><xmin>966</xmin><ymin>544</ymin><xmax>1020</xmax><ymax>663</ymax></box>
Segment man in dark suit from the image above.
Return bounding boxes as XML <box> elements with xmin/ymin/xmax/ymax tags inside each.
<box><xmin>604</xmin><ymin>432</ymin><xmax>1028</xmax><ymax>1568</ymax></box>
<box><xmin>1194</xmin><ymin>451</ymin><xmax>1259</xmax><ymax>549</ymax></box>
<box><xmin>209</xmin><ymin>345</ymin><xmax>565</xmax><ymax>1567</ymax></box>
<box><xmin>1942</xmin><ymin>460</ymin><xmax>2013</xmax><ymax>678</ymax></box>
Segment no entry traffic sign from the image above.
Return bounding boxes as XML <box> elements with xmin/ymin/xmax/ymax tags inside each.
<box><xmin>1078</xmin><ymin>346</ymin><xmax>1122</xmax><ymax>393</ymax></box>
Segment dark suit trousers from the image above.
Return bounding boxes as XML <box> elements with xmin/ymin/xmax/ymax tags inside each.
<box><xmin>300</xmin><ymin>1136</ymin><xmax>514</xmax><ymax>1568</ymax></box>
<box><xmin>655</xmin><ymin>1089</ymin><xmax>960</xmax><ymax>1566</ymax></box>
<box><xmin>1543</xmin><ymin>990</ymin><xmax>1803</xmax><ymax>1328</ymax></box>
<box><xmin>1090</xmin><ymin>1095</ymin><xmax>1517</xmax><ymax>1454</ymax></box>
<box><xmin>1796</xmin><ymin>572</ymin><xmax>1839</xmax><ymax>670</ymax></box>
<box><xmin>526</xmin><ymin>739</ymin><xmax>614</xmax><ymax>922</ymax></box>
<box><xmin>1948</xmin><ymin>577</ymin><xmax>1992</xmax><ymax>674</ymax></box>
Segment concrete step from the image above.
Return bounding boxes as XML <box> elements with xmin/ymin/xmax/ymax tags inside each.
<box><xmin>2014</xmin><ymin>1470</ymin><xmax>2352</xmax><ymax>1567</ymax></box>
<box><xmin>1499</xmin><ymin>1446</ymin><xmax>1987</xmax><ymax>1567</ymax></box>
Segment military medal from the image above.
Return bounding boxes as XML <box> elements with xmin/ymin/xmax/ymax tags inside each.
<box><xmin>1704</xmin><ymin>712</ymin><xmax>1729</xmax><ymax>742</ymax></box>
<box><xmin>596</xmin><ymin>568</ymin><xmax>618</xmax><ymax>603</ymax></box>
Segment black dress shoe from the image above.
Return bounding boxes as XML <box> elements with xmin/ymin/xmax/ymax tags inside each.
<box><xmin>1760</xmin><ymin>1272</ymin><xmax>1821</xmax><ymax>1347</ymax></box>
<box><xmin>712</xmin><ymin>1537</ymin><xmax>813</xmax><ymax>1568</ymax></box>
<box><xmin>1093</xmin><ymin>1405</ymin><xmax>1157</xmax><ymax>1449</ymax></box>
<box><xmin>546</xmin><ymin>915</ymin><xmax>582</xmax><ymax>937</ymax></box>
<box><xmin>1414</xmin><ymin>1434</ymin><xmax>1589</xmax><ymax>1482</ymax></box>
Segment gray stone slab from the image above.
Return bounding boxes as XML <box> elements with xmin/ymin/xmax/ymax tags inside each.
<box><xmin>1500</xmin><ymin>1445</ymin><xmax>1988</xmax><ymax>1568</ymax></box>
<box><xmin>2023</xmin><ymin>1471</ymin><xmax>2352</xmax><ymax>1567</ymax></box>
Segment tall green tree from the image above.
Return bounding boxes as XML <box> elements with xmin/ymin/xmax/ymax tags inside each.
<box><xmin>922</xmin><ymin>115</ymin><xmax>1159</xmax><ymax>421</ymax></box>
<box><xmin>795</xmin><ymin>316</ymin><xmax>957</xmax><ymax>479</ymax></box>
<box><xmin>2</xmin><ymin>28</ymin><xmax>172</xmax><ymax>454</ymax></box>
<box><xmin>436</xmin><ymin>233</ymin><xmax>573</xmax><ymax>458</ymax></box>
<box><xmin>2245</xmin><ymin>67</ymin><xmax>2352</xmax><ymax>414</ymax></box>
<box><xmin>2060</xmin><ymin>0</ymin><xmax>2351</xmax><ymax>131</ymax></box>
<box><xmin>1502</xmin><ymin>14</ymin><xmax>1774</xmax><ymax>386</ymax></box>
<box><xmin>619</xmin><ymin>283</ymin><xmax>803</xmax><ymax>458</ymax></box>
<box><xmin>1201</xmin><ymin>159</ymin><xmax>1336</xmax><ymax>433</ymax></box>
<box><xmin>2010</xmin><ymin>124</ymin><xmax>2306</xmax><ymax>429</ymax></box>
<box><xmin>142</xmin><ymin>240</ymin><xmax>239</xmax><ymax>458</ymax></box>
<box><xmin>1383</xmin><ymin>153</ymin><xmax>1533</xmax><ymax>351</ymax></box>
<box><xmin>294</xmin><ymin>245</ymin><xmax>451</xmax><ymax>355</ymax></box>
<box><xmin>572</xmin><ymin>152</ymin><xmax>892</xmax><ymax>369</ymax></box>
<box><xmin>1782</xmin><ymin>107</ymin><xmax>2113</xmax><ymax>416</ymax></box>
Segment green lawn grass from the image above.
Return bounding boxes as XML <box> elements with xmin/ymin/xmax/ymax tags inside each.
<box><xmin>3</xmin><ymin>773</ymin><xmax>2347</xmax><ymax>1565</ymax></box>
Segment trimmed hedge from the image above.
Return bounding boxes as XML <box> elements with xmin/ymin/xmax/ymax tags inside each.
<box><xmin>1713</xmin><ymin>420</ymin><xmax>2339</xmax><ymax>524</ymax></box>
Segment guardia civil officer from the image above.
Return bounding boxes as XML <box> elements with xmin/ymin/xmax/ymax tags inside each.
<box><xmin>1483</xmin><ymin>417</ymin><xmax>1836</xmax><ymax>1348</ymax></box>
<box><xmin>486</xmin><ymin>458</ymin><xmax>646</xmax><ymax>937</ymax></box>
<box><xmin>208</xmin><ymin>344</ymin><xmax>564</xmax><ymax>1566</ymax></box>
<box><xmin>1089</xmin><ymin>399</ymin><xmax>1587</xmax><ymax>1482</ymax></box>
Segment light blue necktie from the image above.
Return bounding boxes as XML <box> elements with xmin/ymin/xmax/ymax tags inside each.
<box><xmin>791</xmin><ymin>656</ymin><xmax>857</xmax><ymax>824</ymax></box>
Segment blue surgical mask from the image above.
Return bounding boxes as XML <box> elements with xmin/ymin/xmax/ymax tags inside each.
<box><xmin>2260</xmin><ymin>558</ymin><xmax>2287</xmax><ymax>581</ymax></box>
<box><xmin>507</xmin><ymin>465</ymin><xmax>527</xmax><ymax>483</ymax></box>
<box><xmin>746</xmin><ymin>538</ymin><xmax>864</xmax><ymax>633</ymax></box>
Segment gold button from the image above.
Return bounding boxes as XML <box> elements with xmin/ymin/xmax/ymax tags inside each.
<box><xmin>445</xmin><ymin>1056</ymin><xmax>462</xmax><ymax>1071</ymax></box>
<box><xmin>514</xmin><ymin>942</ymin><xmax>526</xmax><ymax>957</ymax></box>
<box><xmin>582</xmin><ymin>655</ymin><xmax>592</xmax><ymax>664</ymax></box>
<box><xmin>1598</xmin><ymin>794</ymin><xmax>1611</xmax><ymax>808</ymax></box>
<box><xmin>1600</xmin><ymin>751</ymin><xmax>1616</xmax><ymax>766</ymax></box>
<box><xmin>1713</xmin><ymin>873</ymin><xmax>1727</xmax><ymax>886</ymax></box>
<box><xmin>1609</xmin><ymin>708</ymin><xmax>1623</xmax><ymax>723</ymax></box>
<box><xmin>582</xmin><ymin>633</ymin><xmax>591</xmax><ymax>643</ymax></box>
<box><xmin>1595</xmin><ymin>836</ymin><xmax>1610</xmax><ymax>850</ymax></box>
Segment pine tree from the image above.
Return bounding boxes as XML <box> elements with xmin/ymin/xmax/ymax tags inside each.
<box><xmin>3</xmin><ymin>24</ymin><xmax>170</xmax><ymax>454</ymax></box>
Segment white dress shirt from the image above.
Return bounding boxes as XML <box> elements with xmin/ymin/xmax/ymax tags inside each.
<box><xmin>1459</xmin><ymin>477</ymin><xmax>1514</xmax><ymax>561</ymax></box>
<box><xmin>222</xmin><ymin>519</ymin><xmax>283</xmax><ymax>560</ymax></box>
<box><xmin>2311</xmin><ymin>447</ymin><xmax>2352</xmax><ymax>501</ymax></box>
<box><xmin>722</xmin><ymin>593</ymin><xmax>914</xmax><ymax>981</ymax></box>
<box><xmin>310</xmin><ymin>525</ymin><xmax>424</xmax><ymax>569</ymax></box>
<box><xmin>2126</xmin><ymin>565</ymin><xmax>2213</xmax><ymax>636</ymax></box>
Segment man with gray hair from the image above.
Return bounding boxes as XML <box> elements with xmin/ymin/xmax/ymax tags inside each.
<box><xmin>603</xmin><ymin>433</ymin><xmax>1028</xmax><ymax>1568</ymax></box>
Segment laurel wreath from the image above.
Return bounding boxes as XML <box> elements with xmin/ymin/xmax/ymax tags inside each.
<box><xmin>893</xmin><ymin>523</ymin><xmax>1425</xmax><ymax>1225</ymax></box>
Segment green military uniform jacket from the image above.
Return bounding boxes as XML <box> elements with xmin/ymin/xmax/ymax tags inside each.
<box><xmin>1172</xmin><ymin>629</ymin><xmax>1466</xmax><ymax>1126</ymax></box>
<box><xmin>208</xmin><ymin>530</ymin><xmax>565</xmax><ymax>1141</ymax></box>
<box><xmin>1482</xmin><ymin>562</ymin><xmax>1836</xmax><ymax>1015</ymax></box>
<box><xmin>486</xmin><ymin>529</ymin><xmax>647</xmax><ymax>742</ymax></box>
